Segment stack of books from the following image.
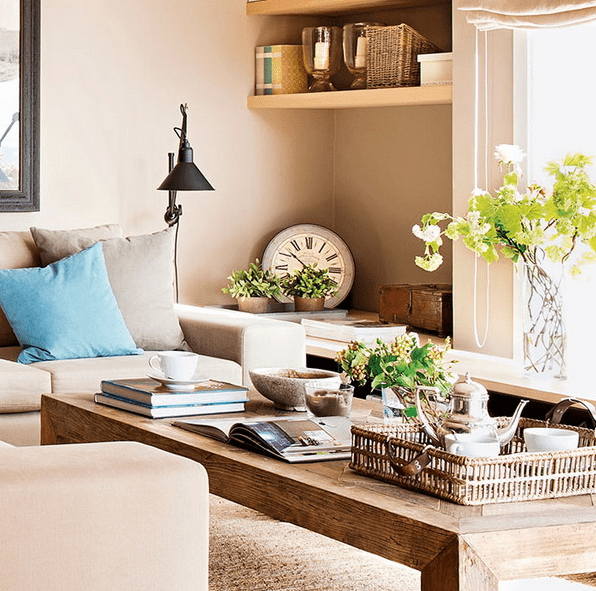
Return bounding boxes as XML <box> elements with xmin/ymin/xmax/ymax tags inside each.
<box><xmin>94</xmin><ymin>378</ymin><xmax>249</xmax><ymax>418</ymax></box>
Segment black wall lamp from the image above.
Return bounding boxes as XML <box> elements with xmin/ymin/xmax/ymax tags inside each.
<box><xmin>158</xmin><ymin>103</ymin><xmax>214</xmax><ymax>226</ymax></box>
<box><xmin>158</xmin><ymin>103</ymin><xmax>214</xmax><ymax>300</ymax></box>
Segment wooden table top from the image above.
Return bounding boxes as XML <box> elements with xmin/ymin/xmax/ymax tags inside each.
<box><xmin>41</xmin><ymin>391</ymin><xmax>596</xmax><ymax>591</ymax></box>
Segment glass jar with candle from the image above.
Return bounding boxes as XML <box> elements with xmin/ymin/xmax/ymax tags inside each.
<box><xmin>301</xmin><ymin>26</ymin><xmax>342</xmax><ymax>92</ymax></box>
<box><xmin>343</xmin><ymin>22</ymin><xmax>384</xmax><ymax>90</ymax></box>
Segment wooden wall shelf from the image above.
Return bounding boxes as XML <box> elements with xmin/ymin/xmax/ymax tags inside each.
<box><xmin>247</xmin><ymin>84</ymin><xmax>452</xmax><ymax>109</ymax></box>
<box><xmin>246</xmin><ymin>0</ymin><xmax>447</xmax><ymax>16</ymax></box>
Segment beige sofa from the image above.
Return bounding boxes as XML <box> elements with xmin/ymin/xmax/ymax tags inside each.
<box><xmin>0</xmin><ymin>439</ymin><xmax>210</xmax><ymax>591</ymax></box>
<box><xmin>0</xmin><ymin>228</ymin><xmax>306</xmax><ymax>446</ymax></box>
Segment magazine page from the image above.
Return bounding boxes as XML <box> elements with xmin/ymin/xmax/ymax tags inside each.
<box><xmin>231</xmin><ymin>416</ymin><xmax>352</xmax><ymax>462</ymax></box>
<box><xmin>173</xmin><ymin>415</ymin><xmax>289</xmax><ymax>443</ymax></box>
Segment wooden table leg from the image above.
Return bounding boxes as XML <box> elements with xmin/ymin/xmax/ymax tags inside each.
<box><xmin>421</xmin><ymin>537</ymin><xmax>499</xmax><ymax>591</ymax></box>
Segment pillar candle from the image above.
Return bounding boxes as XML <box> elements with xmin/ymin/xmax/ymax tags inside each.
<box><xmin>314</xmin><ymin>41</ymin><xmax>330</xmax><ymax>70</ymax></box>
<box><xmin>354</xmin><ymin>36</ymin><xmax>367</xmax><ymax>69</ymax></box>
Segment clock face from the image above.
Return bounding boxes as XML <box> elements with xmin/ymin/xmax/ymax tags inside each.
<box><xmin>262</xmin><ymin>224</ymin><xmax>355</xmax><ymax>307</ymax></box>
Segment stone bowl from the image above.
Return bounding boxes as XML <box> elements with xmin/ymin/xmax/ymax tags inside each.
<box><xmin>249</xmin><ymin>367</ymin><xmax>342</xmax><ymax>411</ymax></box>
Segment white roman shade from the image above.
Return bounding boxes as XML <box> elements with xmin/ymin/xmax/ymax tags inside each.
<box><xmin>458</xmin><ymin>0</ymin><xmax>596</xmax><ymax>29</ymax></box>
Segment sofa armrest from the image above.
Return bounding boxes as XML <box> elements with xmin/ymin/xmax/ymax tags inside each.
<box><xmin>175</xmin><ymin>304</ymin><xmax>307</xmax><ymax>385</ymax></box>
<box><xmin>0</xmin><ymin>441</ymin><xmax>209</xmax><ymax>591</ymax></box>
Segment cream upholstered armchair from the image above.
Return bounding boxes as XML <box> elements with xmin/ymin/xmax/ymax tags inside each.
<box><xmin>0</xmin><ymin>440</ymin><xmax>209</xmax><ymax>591</ymax></box>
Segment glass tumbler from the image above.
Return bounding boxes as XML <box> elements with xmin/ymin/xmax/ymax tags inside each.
<box><xmin>342</xmin><ymin>22</ymin><xmax>384</xmax><ymax>90</ymax></box>
<box><xmin>304</xmin><ymin>381</ymin><xmax>354</xmax><ymax>418</ymax></box>
<box><xmin>302</xmin><ymin>26</ymin><xmax>342</xmax><ymax>92</ymax></box>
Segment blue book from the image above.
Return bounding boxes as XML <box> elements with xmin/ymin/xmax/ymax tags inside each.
<box><xmin>95</xmin><ymin>391</ymin><xmax>247</xmax><ymax>418</ymax></box>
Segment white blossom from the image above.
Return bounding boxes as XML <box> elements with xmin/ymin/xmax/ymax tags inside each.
<box><xmin>412</xmin><ymin>224</ymin><xmax>441</xmax><ymax>243</ymax></box>
<box><xmin>468</xmin><ymin>211</ymin><xmax>481</xmax><ymax>224</ymax></box>
<box><xmin>415</xmin><ymin>253</ymin><xmax>444</xmax><ymax>271</ymax></box>
<box><xmin>494</xmin><ymin>144</ymin><xmax>525</xmax><ymax>165</ymax></box>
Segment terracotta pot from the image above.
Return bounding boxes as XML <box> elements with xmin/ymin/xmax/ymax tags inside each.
<box><xmin>294</xmin><ymin>296</ymin><xmax>325</xmax><ymax>312</ymax></box>
<box><xmin>237</xmin><ymin>296</ymin><xmax>270</xmax><ymax>314</ymax></box>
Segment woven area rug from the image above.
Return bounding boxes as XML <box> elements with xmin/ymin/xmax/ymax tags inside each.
<box><xmin>209</xmin><ymin>495</ymin><xmax>596</xmax><ymax>591</ymax></box>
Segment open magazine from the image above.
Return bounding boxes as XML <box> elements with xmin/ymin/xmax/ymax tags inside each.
<box><xmin>173</xmin><ymin>415</ymin><xmax>352</xmax><ymax>463</ymax></box>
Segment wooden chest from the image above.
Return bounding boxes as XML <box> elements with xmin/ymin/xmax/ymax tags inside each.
<box><xmin>378</xmin><ymin>284</ymin><xmax>452</xmax><ymax>337</ymax></box>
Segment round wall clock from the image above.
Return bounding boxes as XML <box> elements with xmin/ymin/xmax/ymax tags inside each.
<box><xmin>262</xmin><ymin>224</ymin><xmax>355</xmax><ymax>308</ymax></box>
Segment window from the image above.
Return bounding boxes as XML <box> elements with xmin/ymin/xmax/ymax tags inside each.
<box><xmin>522</xmin><ymin>21</ymin><xmax>596</xmax><ymax>382</ymax></box>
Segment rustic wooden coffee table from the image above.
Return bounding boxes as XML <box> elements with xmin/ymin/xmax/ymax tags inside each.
<box><xmin>41</xmin><ymin>392</ymin><xmax>596</xmax><ymax>591</ymax></box>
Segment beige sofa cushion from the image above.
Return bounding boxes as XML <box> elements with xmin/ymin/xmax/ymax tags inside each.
<box><xmin>30</xmin><ymin>227</ymin><xmax>186</xmax><ymax>351</ymax></box>
<box><xmin>0</xmin><ymin>356</ymin><xmax>52</xmax><ymax>412</ymax></box>
<box><xmin>0</xmin><ymin>348</ymin><xmax>242</xmax><ymax>395</ymax></box>
<box><xmin>0</xmin><ymin>232</ymin><xmax>41</xmax><ymax>347</ymax></box>
<box><xmin>30</xmin><ymin>224</ymin><xmax>122</xmax><ymax>264</ymax></box>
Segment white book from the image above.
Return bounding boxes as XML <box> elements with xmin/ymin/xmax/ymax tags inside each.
<box><xmin>301</xmin><ymin>318</ymin><xmax>407</xmax><ymax>343</ymax></box>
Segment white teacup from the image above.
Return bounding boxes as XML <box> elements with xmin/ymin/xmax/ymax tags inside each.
<box><xmin>149</xmin><ymin>351</ymin><xmax>199</xmax><ymax>381</ymax></box>
<box><xmin>524</xmin><ymin>427</ymin><xmax>579</xmax><ymax>453</ymax></box>
<box><xmin>444</xmin><ymin>433</ymin><xmax>500</xmax><ymax>458</ymax></box>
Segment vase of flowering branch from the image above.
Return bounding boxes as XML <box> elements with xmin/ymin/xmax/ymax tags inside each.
<box><xmin>413</xmin><ymin>145</ymin><xmax>596</xmax><ymax>380</ymax></box>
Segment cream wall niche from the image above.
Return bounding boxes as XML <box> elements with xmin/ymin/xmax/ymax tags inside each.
<box><xmin>248</xmin><ymin>0</ymin><xmax>453</xmax><ymax>312</ymax></box>
<box><xmin>1</xmin><ymin>0</ymin><xmax>334</xmax><ymax>306</ymax></box>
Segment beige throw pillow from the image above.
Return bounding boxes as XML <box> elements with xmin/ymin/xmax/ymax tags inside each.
<box><xmin>30</xmin><ymin>226</ymin><xmax>186</xmax><ymax>351</ymax></box>
<box><xmin>31</xmin><ymin>224</ymin><xmax>122</xmax><ymax>266</ymax></box>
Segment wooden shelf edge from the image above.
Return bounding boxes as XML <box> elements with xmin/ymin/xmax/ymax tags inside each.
<box><xmin>247</xmin><ymin>85</ymin><xmax>452</xmax><ymax>109</ymax></box>
<box><xmin>246</xmin><ymin>0</ymin><xmax>447</xmax><ymax>16</ymax></box>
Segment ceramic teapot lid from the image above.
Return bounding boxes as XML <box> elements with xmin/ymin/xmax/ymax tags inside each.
<box><xmin>453</xmin><ymin>373</ymin><xmax>488</xmax><ymax>400</ymax></box>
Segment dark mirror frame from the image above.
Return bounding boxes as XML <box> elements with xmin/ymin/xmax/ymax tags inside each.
<box><xmin>0</xmin><ymin>0</ymin><xmax>40</xmax><ymax>212</ymax></box>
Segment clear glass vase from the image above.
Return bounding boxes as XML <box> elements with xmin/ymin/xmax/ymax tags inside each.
<box><xmin>301</xmin><ymin>26</ymin><xmax>342</xmax><ymax>92</ymax></box>
<box><xmin>522</xmin><ymin>261</ymin><xmax>567</xmax><ymax>380</ymax></box>
<box><xmin>342</xmin><ymin>22</ymin><xmax>383</xmax><ymax>90</ymax></box>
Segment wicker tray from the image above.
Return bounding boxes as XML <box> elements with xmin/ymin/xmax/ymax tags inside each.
<box><xmin>350</xmin><ymin>418</ymin><xmax>596</xmax><ymax>505</ymax></box>
<box><xmin>366</xmin><ymin>24</ymin><xmax>441</xmax><ymax>89</ymax></box>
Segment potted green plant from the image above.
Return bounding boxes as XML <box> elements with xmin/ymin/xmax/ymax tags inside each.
<box><xmin>335</xmin><ymin>334</ymin><xmax>456</xmax><ymax>421</ymax></box>
<box><xmin>280</xmin><ymin>263</ymin><xmax>338</xmax><ymax>311</ymax></box>
<box><xmin>413</xmin><ymin>145</ymin><xmax>596</xmax><ymax>380</ymax></box>
<box><xmin>222</xmin><ymin>259</ymin><xmax>282</xmax><ymax>313</ymax></box>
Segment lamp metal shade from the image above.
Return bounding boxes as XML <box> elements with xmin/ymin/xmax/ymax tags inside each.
<box><xmin>158</xmin><ymin>162</ymin><xmax>214</xmax><ymax>191</ymax></box>
<box><xmin>157</xmin><ymin>140</ymin><xmax>214</xmax><ymax>191</ymax></box>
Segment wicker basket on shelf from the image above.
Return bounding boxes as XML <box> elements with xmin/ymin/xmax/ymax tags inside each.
<box><xmin>350</xmin><ymin>418</ymin><xmax>596</xmax><ymax>506</ymax></box>
<box><xmin>366</xmin><ymin>24</ymin><xmax>441</xmax><ymax>89</ymax></box>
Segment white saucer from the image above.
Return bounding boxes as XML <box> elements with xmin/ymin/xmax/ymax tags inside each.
<box><xmin>147</xmin><ymin>370</ymin><xmax>210</xmax><ymax>391</ymax></box>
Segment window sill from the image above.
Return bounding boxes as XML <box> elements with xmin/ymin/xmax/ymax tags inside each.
<box><xmin>449</xmin><ymin>349</ymin><xmax>587</xmax><ymax>405</ymax></box>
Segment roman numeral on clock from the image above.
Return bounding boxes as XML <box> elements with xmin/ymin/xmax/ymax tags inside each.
<box><xmin>290</xmin><ymin>240</ymin><xmax>301</xmax><ymax>251</ymax></box>
<box><xmin>275</xmin><ymin>264</ymin><xmax>288</xmax><ymax>271</ymax></box>
<box><xmin>328</xmin><ymin>267</ymin><xmax>342</xmax><ymax>274</ymax></box>
<box><xmin>326</xmin><ymin>253</ymin><xmax>338</xmax><ymax>262</ymax></box>
<box><xmin>305</xmin><ymin>236</ymin><xmax>313</xmax><ymax>249</ymax></box>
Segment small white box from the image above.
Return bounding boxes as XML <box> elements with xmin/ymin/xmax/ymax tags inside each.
<box><xmin>417</xmin><ymin>52</ymin><xmax>452</xmax><ymax>85</ymax></box>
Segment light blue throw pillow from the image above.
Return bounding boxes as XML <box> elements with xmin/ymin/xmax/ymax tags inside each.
<box><xmin>0</xmin><ymin>242</ymin><xmax>142</xmax><ymax>363</ymax></box>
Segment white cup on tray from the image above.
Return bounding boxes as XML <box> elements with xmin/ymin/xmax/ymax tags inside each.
<box><xmin>524</xmin><ymin>427</ymin><xmax>579</xmax><ymax>452</ymax></box>
<box><xmin>444</xmin><ymin>433</ymin><xmax>500</xmax><ymax>458</ymax></box>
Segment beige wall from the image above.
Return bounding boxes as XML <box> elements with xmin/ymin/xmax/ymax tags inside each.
<box><xmin>2</xmin><ymin>0</ymin><xmax>334</xmax><ymax>307</ymax></box>
<box><xmin>334</xmin><ymin>104</ymin><xmax>452</xmax><ymax>310</ymax></box>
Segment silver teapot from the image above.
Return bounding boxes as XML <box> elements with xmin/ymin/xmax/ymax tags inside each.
<box><xmin>415</xmin><ymin>373</ymin><xmax>528</xmax><ymax>448</ymax></box>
